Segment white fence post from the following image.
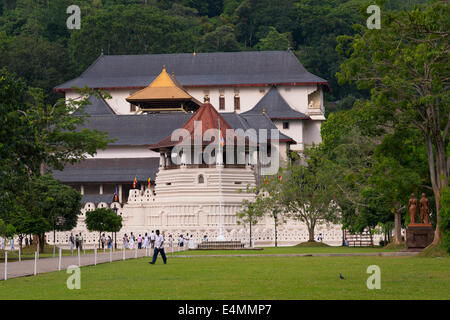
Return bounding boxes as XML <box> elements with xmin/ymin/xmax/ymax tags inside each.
<box><xmin>78</xmin><ymin>247</ymin><xmax>81</xmax><ymax>267</ymax></box>
<box><xmin>135</xmin><ymin>246</ymin><xmax>137</xmax><ymax>258</ymax></box>
<box><xmin>58</xmin><ymin>247</ymin><xmax>62</xmax><ymax>271</ymax></box>
<box><xmin>34</xmin><ymin>252</ymin><xmax>37</xmax><ymax>276</ymax></box>
<box><xmin>122</xmin><ymin>247</ymin><xmax>125</xmax><ymax>261</ymax></box>
<box><xmin>4</xmin><ymin>251</ymin><xmax>7</xmax><ymax>280</ymax></box>
<box><xmin>110</xmin><ymin>247</ymin><xmax>112</xmax><ymax>263</ymax></box>
<box><xmin>94</xmin><ymin>247</ymin><xmax>97</xmax><ymax>266</ymax></box>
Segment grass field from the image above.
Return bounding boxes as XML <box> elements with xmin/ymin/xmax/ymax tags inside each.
<box><xmin>0</xmin><ymin>253</ymin><xmax>449</xmax><ymax>300</ymax></box>
<box><xmin>172</xmin><ymin>246</ymin><xmax>398</xmax><ymax>255</ymax></box>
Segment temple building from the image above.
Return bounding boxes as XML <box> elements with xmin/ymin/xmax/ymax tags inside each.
<box><xmin>49</xmin><ymin>50</ymin><xmax>347</xmax><ymax>246</ymax></box>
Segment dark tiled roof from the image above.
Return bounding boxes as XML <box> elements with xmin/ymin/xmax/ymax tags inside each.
<box><xmin>149</xmin><ymin>103</ymin><xmax>236</xmax><ymax>150</ymax></box>
<box><xmin>242</xmin><ymin>86</ymin><xmax>310</xmax><ymax>120</ymax></box>
<box><xmin>78</xmin><ymin>96</ymin><xmax>294</xmax><ymax>146</ymax></box>
<box><xmin>222</xmin><ymin>113</ymin><xmax>294</xmax><ymax>143</ymax></box>
<box><xmin>80</xmin><ymin>113</ymin><xmax>192</xmax><ymax>146</ymax></box>
<box><xmin>52</xmin><ymin>158</ymin><xmax>159</xmax><ymax>183</ymax></box>
<box><xmin>73</xmin><ymin>95</ymin><xmax>116</xmax><ymax>115</ymax></box>
<box><xmin>55</xmin><ymin>51</ymin><xmax>327</xmax><ymax>91</ymax></box>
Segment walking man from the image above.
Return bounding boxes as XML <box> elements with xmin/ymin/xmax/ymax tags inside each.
<box><xmin>149</xmin><ymin>230</ymin><xmax>167</xmax><ymax>265</ymax></box>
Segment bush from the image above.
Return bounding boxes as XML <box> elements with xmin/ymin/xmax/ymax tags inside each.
<box><xmin>439</xmin><ymin>187</ymin><xmax>450</xmax><ymax>253</ymax></box>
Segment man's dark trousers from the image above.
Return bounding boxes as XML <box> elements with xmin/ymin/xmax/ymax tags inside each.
<box><xmin>152</xmin><ymin>248</ymin><xmax>167</xmax><ymax>264</ymax></box>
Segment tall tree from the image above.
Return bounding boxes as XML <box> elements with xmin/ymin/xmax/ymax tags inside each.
<box><xmin>281</xmin><ymin>161</ymin><xmax>339</xmax><ymax>242</ymax></box>
<box><xmin>237</xmin><ymin>197</ymin><xmax>265</xmax><ymax>247</ymax></box>
<box><xmin>0</xmin><ymin>70</ymin><xmax>110</xmax><ymax>248</ymax></box>
<box><xmin>13</xmin><ymin>175</ymin><xmax>81</xmax><ymax>253</ymax></box>
<box><xmin>85</xmin><ymin>207</ymin><xmax>123</xmax><ymax>248</ymax></box>
<box><xmin>336</xmin><ymin>1</ymin><xmax>449</xmax><ymax>243</ymax></box>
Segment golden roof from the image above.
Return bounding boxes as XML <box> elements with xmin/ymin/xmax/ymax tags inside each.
<box><xmin>126</xmin><ymin>67</ymin><xmax>194</xmax><ymax>102</ymax></box>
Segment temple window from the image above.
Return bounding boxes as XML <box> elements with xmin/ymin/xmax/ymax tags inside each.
<box><xmin>234</xmin><ymin>95</ymin><xmax>240</xmax><ymax>111</ymax></box>
<box><xmin>308</xmin><ymin>88</ymin><xmax>321</xmax><ymax>109</ymax></box>
<box><xmin>219</xmin><ymin>95</ymin><xmax>225</xmax><ymax>110</ymax></box>
<box><xmin>283</xmin><ymin>122</ymin><xmax>289</xmax><ymax>129</ymax></box>
<box><xmin>130</xmin><ymin>103</ymin><xmax>136</xmax><ymax>112</ymax></box>
<box><xmin>198</xmin><ymin>174</ymin><xmax>204</xmax><ymax>184</ymax></box>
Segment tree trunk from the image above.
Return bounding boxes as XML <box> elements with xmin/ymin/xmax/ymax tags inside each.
<box><xmin>424</xmin><ymin>131</ymin><xmax>448</xmax><ymax>244</ymax></box>
<box><xmin>394</xmin><ymin>210</ymin><xmax>402</xmax><ymax>244</ymax></box>
<box><xmin>274</xmin><ymin>217</ymin><xmax>278</xmax><ymax>247</ymax></box>
<box><xmin>368</xmin><ymin>226</ymin><xmax>373</xmax><ymax>246</ymax></box>
<box><xmin>249</xmin><ymin>220</ymin><xmax>252</xmax><ymax>248</ymax></box>
<box><xmin>307</xmin><ymin>225</ymin><xmax>315</xmax><ymax>242</ymax></box>
<box><xmin>38</xmin><ymin>233</ymin><xmax>45</xmax><ymax>253</ymax></box>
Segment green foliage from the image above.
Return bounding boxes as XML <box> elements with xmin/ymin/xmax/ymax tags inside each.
<box><xmin>0</xmin><ymin>0</ymin><xmax>428</xmax><ymax>105</ymax></box>
<box><xmin>85</xmin><ymin>207</ymin><xmax>122</xmax><ymax>234</ymax></box>
<box><xmin>439</xmin><ymin>187</ymin><xmax>450</xmax><ymax>253</ymax></box>
<box><xmin>0</xmin><ymin>70</ymin><xmax>110</xmax><ymax>250</ymax></box>
<box><xmin>0</xmin><ymin>219</ymin><xmax>16</xmax><ymax>238</ymax></box>
<box><xmin>281</xmin><ymin>160</ymin><xmax>340</xmax><ymax>240</ymax></box>
<box><xmin>255</xmin><ymin>26</ymin><xmax>291</xmax><ymax>51</ymax></box>
<box><xmin>336</xmin><ymin>1</ymin><xmax>449</xmax><ymax>239</ymax></box>
<box><xmin>196</xmin><ymin>25</ymin><xmax>241</xmax><ymax>52</ymax></box>
<box><xmin>237</xmin><ymin>196</ymin><xmax>265</xmax><ymax>245</ymax></box>
<box><xmin>10</xmin><ymin>175</ymin><xmax>81</xmax><ymax>252</ymax></box>
<box><xmin>67</xmin><ymin>4</ymin><xmax>200</xmax><ymax>75</ymax></box>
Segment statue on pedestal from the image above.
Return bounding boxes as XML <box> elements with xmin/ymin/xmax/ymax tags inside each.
<box><xmin>408</xmin><ymin>193</ymin><xmax>417</xmax><ymax>224</ymax></box>
<box><xmin>405</xmin><ymin>193</ymin><xmax>434</xmax><ymax>249</ymax></box>
<box><xmin>419</xmin><ymin>193</ymin><xmax>430</xmax><ymax>225</ymax></box>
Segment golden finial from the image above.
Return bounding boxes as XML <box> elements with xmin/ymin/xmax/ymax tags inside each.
<box><xmin>262</xmin><ymin>107</ymin><xmax>266</xmax><ymax>115</ymax></box>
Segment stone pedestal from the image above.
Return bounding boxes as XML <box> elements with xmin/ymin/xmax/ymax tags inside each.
<box><xmin>406</xmin><ymin>224</ymin><xmax>434</xmax><ymax>249</ymax></box>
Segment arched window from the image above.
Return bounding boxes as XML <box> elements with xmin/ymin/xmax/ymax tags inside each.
<box><xmin>198</xmin><ymin>174</ymin><xmax>205</xmax><ymax>184</ymax></box>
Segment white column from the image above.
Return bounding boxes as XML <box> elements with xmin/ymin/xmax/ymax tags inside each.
<box><xmin>160</xmin><ymin>152</ymin><xmax>165</xmax><ymax>168</ymax></box>
<box><xmin>80</xmin><ymin>185</ymin><xmax>84</xmax><ymax>195</ymax></box>
<box><xmin>99</xmin><ymin>184</ymin><xmax>103</xmax><ymax>195</ymax></box>
<box><xmin>119</xmin><ymin>184</ymin><xmax>123</xmax><ymax>203</ymax></box>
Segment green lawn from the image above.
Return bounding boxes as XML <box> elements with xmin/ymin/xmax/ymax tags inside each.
<box><xmin>172</xmin><ymin>246</ymin><xmax>398</xmax><ymax>255</ymax></box>
<box><xmin>1</xmin><ymin>255</ymin><xmax>449</xmax><ymax>299</ymax></box>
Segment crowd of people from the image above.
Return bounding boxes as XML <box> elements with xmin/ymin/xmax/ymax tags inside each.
<box><xmin>1</xmin><ymin>234</ymin><xmax>34</xmax><ymax>251</ymax></box>
<box><xmin>119</xmin><ymin>231</ymin><xmax>201</xmax><ymax>250</ymax></box>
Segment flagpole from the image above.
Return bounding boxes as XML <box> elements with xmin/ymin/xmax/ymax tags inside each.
<box><xmin>217</xmin><ymin>117</ymin><xmax>226</xmax><ymax>241</ymax></box>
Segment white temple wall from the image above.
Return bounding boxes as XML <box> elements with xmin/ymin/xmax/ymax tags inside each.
<box><xmin>273</xmin><ymin>120</ymin><xmax>304</xmax><ymax>152</ymax></box>
<box><xmin>303</xmin><ymin>120</ymin><xmax>324</xmax><ymax>147</ymax></box>
<box><xmin>66</xmin><ymin>85</ymin><xmax>325</xmax><ymax>120</ymax></box>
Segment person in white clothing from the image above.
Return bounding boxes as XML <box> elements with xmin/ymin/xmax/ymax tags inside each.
<box><xmin>149</xmin><ymin>230</ymin><xmax>167</xmax><ymax>264</ymax></box>
<box><xmin>143</xmin><ymin>232</ymin><xmax>149</xmax><ymax>248</ymax></box>
<box><xmin>185</xmin><ymin>233</ymin><xmax>190</xmax><ymax>248</ymax></box>
<box><xmin>150</xmin><ymin>231</ymin><xmax>156</xmax><ymax>249</ymax></box>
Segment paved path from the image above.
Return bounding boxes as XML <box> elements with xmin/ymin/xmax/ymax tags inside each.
<box><xmin>0</xmin><ymin>246</ymin><xmax>187</xmax><ymax>280</ymax></box>
<box><xmin>171</xmin><ymin>251</ymin><xmax>420</xmax><ymax>258</ymax></box>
